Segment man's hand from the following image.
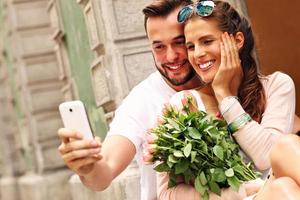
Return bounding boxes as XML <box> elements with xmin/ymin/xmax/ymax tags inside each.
<box><xmin>57</xmin><ymin>128</ymin><xmax>102</xmax><ymax>176</ymax></box>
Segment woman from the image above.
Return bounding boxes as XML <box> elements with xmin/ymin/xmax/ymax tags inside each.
<box><xmin>254</xmin><ymin>133</ymin><xmax>300</xmax><ymax>200</ymax></box>
<box><xmin>145</xmin><ymin>0</ymin><xmax>296</xmax><ymax>199</ymax></box>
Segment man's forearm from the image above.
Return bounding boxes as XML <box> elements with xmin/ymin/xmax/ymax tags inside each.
<box><xmin>79</xmin><ymin>135</ymin><xmax>137</xmax><ymax>191</ymax></box>
<box><xmin>79</xmin><ymin>159</ymin><xmax>114</xmax><ymax>191</ymax></box>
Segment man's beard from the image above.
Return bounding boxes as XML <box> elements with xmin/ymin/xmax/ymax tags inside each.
<box><xmin>156</xmin><ymin>63</ymin><xmax>196</xmax><ymax>86</ymax></box>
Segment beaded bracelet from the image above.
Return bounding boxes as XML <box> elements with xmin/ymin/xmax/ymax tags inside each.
<box><xmin>219</xmin><ymin>96</ymin><xmax>239</xmax><ymax>116</ymax></box>
<box><xmin>228</xmin><ymin>112</ymin><xmax>252</xmax><ymax>134</ymax></box>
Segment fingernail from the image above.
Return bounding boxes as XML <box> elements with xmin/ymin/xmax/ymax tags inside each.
<box><xmin>146</xmin><ymin>134</ymin><xmax>157</xmax><ymax>143</ymax></box>
<box><xmin>142</xmin><ymin>152</ymin><xmax>153</xmax><ymax>164</ymax></box>
<box><xmin>92</xmin><ymin>148</ymin><xmax>100</xmax><ymax>153</ymax></box>
<box><xmin>147</xmin><ymin>144</ymin><xmax>157</xmax><ymax>153</ymax></box>
<box><xmin>90</xmin><ymin>141</ymin><xmax>99</xmax><ymax>146</ymax></box>
<box><xmin>142</xmin><ymin>142</ymin><xmax>148</xmax><ymax>149</ymax></box>
<box><xmin>94</xmin><ymin>154</ymin><xmax>102</xmax><ymax>159</ymax></box>
<box><xmin>76</xmin><ymin>132</ymin><xmax>83</xmax><ymax>138</ymax></box>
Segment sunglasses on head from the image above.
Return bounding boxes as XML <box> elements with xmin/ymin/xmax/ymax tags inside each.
<box><xmin>177</xmin><ymin>0</ymin><xmax>216</xmax><ymax>23</ymax></box>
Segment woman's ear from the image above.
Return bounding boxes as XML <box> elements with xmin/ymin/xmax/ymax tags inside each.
<box><xmin>234</xmin><ymin>32</ymin><xmax>245</xmax><ymax>50</ymax></box>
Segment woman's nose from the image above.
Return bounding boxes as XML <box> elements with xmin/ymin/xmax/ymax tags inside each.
<box><xmin>194</xmin><ymin>45</ymin><xmax>206</xmax><ymax>59</ymax></box>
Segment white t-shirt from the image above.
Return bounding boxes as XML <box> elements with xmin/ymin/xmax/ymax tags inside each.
<box><xmin>107</xmin><ymin>71</ymin><xmax>176</xmax><ymax>200</ymax></box>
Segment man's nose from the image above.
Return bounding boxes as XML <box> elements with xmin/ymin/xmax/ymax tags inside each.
<box><xmin>166</xmin><ymin>47</ymin><xmax>179</xmax><ymax>62</ymax></box>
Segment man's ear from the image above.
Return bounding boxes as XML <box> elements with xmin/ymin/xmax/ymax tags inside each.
<box><xmin>235</xmin><ymin>32</ymin><xmax>245</xmax><ymax>50</ymax></box>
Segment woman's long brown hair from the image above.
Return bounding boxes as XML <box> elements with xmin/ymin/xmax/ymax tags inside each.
<box><xmin>205</xmin><ymin>1</ymin><xmax>266</xmax><ymax>122</ymax></box>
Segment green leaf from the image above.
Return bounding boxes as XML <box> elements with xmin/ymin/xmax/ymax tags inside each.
<box><xmin>173</xmin><ymin>150</ymin><xmax>184</xmax><ymax>158</ymax></box>
<box><xmin>165</xmin><ymin>124</ymin><xmax>173</xmax><ymax>130</ymax></box>
<box><xmin>225</xmin><ymin>168</ymin><xmax>234</xmax><ymax>177</ymax></box>
<box><xmin>175</xmin><ymin>159</ymin><xmax>189</xmax><ymax>174</ymax></box>
<box><xmin>211</xmin><ymin>168</ymin><xmax>226</xmax><ymax>183</ymax></box>
<box><xmin>168</xmin><ymin>174</ymin><xmax>177</xmax><ymax>188</ymax></box>
<box><xmin>228</xmin><ymin>176</ymin><xmax>241</xmax><ymax>192</ymax></box>
<box><xmin>195</xmin><ymin>175</ymin><xmax>209</xmax><ymax>200</ymax></box>
<box><xmin>200</xmin><ymin>171</ymin><xmax>208</xmax><ymax>185</ymax></box>
<box><xmin>184</xmin><ymin>143</ymin><xmax>192</xmax><ymax>157</ymax></box>
<box><xmin>154</xmin><ymin>162</ymin><xmax>170</xmax><ymax>172</ymax></box>
<box><xmin>179</xmin><ymin>114</ymin><xmax>186</xmax><ymax>124</ymax></box>
<box><xmin>201</xmin><ymin>142</ymin><xmax>208</xmax><ymax>153</ymax></box>
<box><xmin>195</xmin><ymin>175</ymin><xmax>206</xmax><ymax>194</ymax></box>
<box><xmin>187</xmin><ymin>127</ymin><xmax>201</xmax><ymax>139</ymax></box>
<box><xmin>208</xmin><ymin>127</ymin><xmax>219</xmax><ymax>135</ymax></box>
<box><xmin>208</xmin><ymin>180</ymin><xmax>221</xmax><ymax>196</ymax></box>
<box><xmin>174</xmin><ymin>142</ymin><xmax>182</xmax><ymax>147</ymax></box>
<box><xmin>167</xmin><ymin>118</ymin><xmax>180</xmax><ymax>130</ymax></box>
<box><xmin>168</xmin><ymin>154</ymin><xmax>178</xmax><ymax>163</ymax></box>
<box><xmin>167</xmin><ymin>160</ymin><xmax>174</xmax><ymax>168</ymax></box>
<box><xmin>191</xmin><ymin>151</ymin><xmax>197</xmax><ymax>163</ymax></box>
<box><xmin>232</xmin><ymin>165</ymin><xmax>244</xmax><ymax>175</ymax></box>
<box><xmin>183</xmin><ymin>168</ymin><xmax>193</xmax><ymax>184</ymax></box>
<box><xmin>200</xmin><ymin>141</ymin><xmax>208</xmax><ymax>153</ymax></box>
<box><xmin>213</xmin><ymin>145</ymin><xmax>224</xmax><ymax>161</ymax></box>
<box><xmin>201</xmin><ymin>192</ymin><xmax>209</xmax><ymax>200</ymax></box>
<box><xmin>172</xmin><ymin>130</ymin><xmax>181</xmax><ymax>135</ymax></box>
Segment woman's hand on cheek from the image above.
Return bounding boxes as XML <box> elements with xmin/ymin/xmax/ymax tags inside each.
<box><xmin>212</xmin><ymin>32</ymin><xmax>243</xmax><ymax>103</ymax></box>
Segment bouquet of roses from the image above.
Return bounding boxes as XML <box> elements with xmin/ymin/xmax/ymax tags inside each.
<box><xmin>149</xmin><ymin>97</ymin><xmax>259</xmax><ymax>200</ymax></box>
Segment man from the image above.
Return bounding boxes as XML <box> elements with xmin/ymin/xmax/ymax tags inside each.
<box><xmin>57</xmin><ymin>0</ymin><xmax>201</xmax><ymax>200</ymax></box>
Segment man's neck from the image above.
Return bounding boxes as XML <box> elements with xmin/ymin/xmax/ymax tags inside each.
<box><xmin>167</xmin><ymin>75</ymin><xmax>203</xmax><ymax>92</ymax></box>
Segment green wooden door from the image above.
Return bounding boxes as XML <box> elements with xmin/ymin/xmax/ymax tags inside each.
<box><xmin>58</xmin><ymin>1</ymin><xmax>107</xmax><ymax>137</ymax></box>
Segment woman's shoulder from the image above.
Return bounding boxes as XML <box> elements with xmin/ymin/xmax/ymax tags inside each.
<box><xmin>261</xmin><ymin>71</ymin><xmax>295</xmax><ymax>93</ymax></box>
<box><xmin>263</xmin><ymin>71</ymin><xmax>293</xmax><ymax>83</ymax></box>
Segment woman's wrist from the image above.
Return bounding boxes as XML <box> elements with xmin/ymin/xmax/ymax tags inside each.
<box><xmin>219</xmin><ymin>96</ymin><xmax>239</xmax><ymax>116</ymax></box>
<box><xmin>214</xmin><ymin>89</ymin><xmax>234</xmax><ymax>103</ymax></box>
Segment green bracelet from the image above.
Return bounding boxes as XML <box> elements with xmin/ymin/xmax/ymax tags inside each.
<box><xmin>228</xmin><ymin>113</ymin><xmax>252</xmax><ymax>134</ymax></box>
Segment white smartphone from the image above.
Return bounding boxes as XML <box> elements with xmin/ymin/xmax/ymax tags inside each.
<box><xmin>59</xmin><ymin>100</ymin><xmax>94</xmax><ymax>140</ymax></box>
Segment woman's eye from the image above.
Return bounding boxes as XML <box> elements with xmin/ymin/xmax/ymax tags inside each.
<box><xmin>203</xmin><ymin>40</ymin><xmax>213</xmax><ymax>45</ymax></box>
<box><xmin>186</xmin><ymin>45</ymin><xmax>194</xmax><ymax>51</ymax></box>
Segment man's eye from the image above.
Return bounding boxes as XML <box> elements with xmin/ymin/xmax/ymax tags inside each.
<box><xmin>153</xmin><ymin>45</ymin><xmax>164</xmax><ymax>50</ymax></box>
<box><xmin>175</xmin><ymin>41</ymin><xmax>185</xmax><ymax>46</ymax></box>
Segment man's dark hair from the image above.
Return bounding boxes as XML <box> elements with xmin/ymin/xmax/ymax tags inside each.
<box><xmin>142</xmin><ymin>0</ymin><xmax>192</xmax><ymax>32</ymax></box>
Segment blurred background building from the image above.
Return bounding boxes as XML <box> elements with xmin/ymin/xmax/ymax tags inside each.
<box><xmin>0</xmin><ymin>0</ymin><xmax>298</xmax><ymax>199</ymax></box>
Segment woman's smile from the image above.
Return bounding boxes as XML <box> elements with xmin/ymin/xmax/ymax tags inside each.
<box><xmin>198</xmin><ymin>59</ymin><xmax>216</xmax><ymax>71</ymax></box>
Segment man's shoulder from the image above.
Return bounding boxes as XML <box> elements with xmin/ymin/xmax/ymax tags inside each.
<box><xmin>134</xmin><ymin>71</ymin><xmax>161</xmax><ymax>88</ymax></box>
<box><xmin>130</xmin><ymin>71</ymin><xmax>171</xmax><ymax>95</ymax></box>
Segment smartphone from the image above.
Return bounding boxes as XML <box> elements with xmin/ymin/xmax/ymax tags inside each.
<box><xmin>59</xmin><ymin>100</ymin><xmax>94</xmax><ymax>140</ymax></box>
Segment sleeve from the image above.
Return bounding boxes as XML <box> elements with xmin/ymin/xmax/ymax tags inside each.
<box><xmin>106</xmin><ymin>89</ymin><xmax>148</xmax><ymax>152</ymax></box>
<box><xmin>157</xmin><ymin>172</ymin><xmax>248</xmax><ymax>200</ymax></box>
<box><xmin>223</xmin><ymin>72</ymin><xmax>296</xmax><ymax>171</ymax></box>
